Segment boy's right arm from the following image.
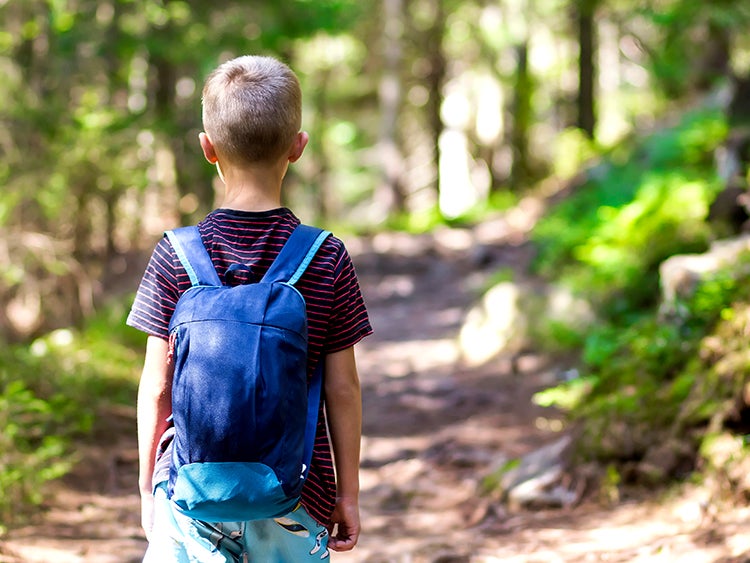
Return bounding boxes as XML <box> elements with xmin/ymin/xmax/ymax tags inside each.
<box><xmin>136</xmin><ymin>335</ymin><xmax>173</xmax><ymax>539</ymax></box>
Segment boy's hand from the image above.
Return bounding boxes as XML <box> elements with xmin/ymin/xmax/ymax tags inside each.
<box><xmin>141</xmin><ymin>493</ymin><xmax>155</xmax><ymax>541</ymax></box>
<box><xmin>327</xmin><ymin>496</ymin><xmax>360</xmax><ymax>551</ymax></box>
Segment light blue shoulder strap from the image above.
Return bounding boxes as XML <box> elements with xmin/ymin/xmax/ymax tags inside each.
<box><xmin>261</xmin><ymin>224</ymin><xmax>331</xmax><ymax>479</ymax></box>
<box><xmin>165</xmin><ymin>226</ymin><xmax>221</xmax><ymax>287</ymax></box>
<box><xmin>261</xmin><ymin>225</ymin><xmax>331</xmax><ymax>285</ymax></box>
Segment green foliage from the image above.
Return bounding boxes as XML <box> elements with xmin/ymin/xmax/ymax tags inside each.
<box><xmin>680</xmin><ymin>265</ymin><xmax>747</xmax><ymax>327</ymax></box>
<box><xmin>0</xmin><ymin>301</ymin><xmax>142</xmax><ymax>531</ymax></box>
<box><xmin>538</xmin><ymin>320</ymin><xmax>587</xmax><ymax>352</ymax></box>
<box><xmin>384</xmin><ymin>190</ymin><xmax>519</xmax><ymax>235</ymax></box>
<box><xmin>533</xmin><ymin>376</ymin><xmax>594</xmax><ymax>411</ymax></box>
<box><xmin>583</xmin><ymin>317</ymin><xmax>697</xmax><ymax>400</ymax></box>
<box><xmin>574</xmin><ymin>173</ymin><xmax>713</xmax><ymax>312</ymax></box>
<box><xmin>0</xmin><ymin>379</ymin><xmax>74</xmax><ymax>532</ymax></box>
<box><xmin>482</xmin><ymin>267</ymin><xmax>516</xmax><ymax>290</ymax></box>
<box><xmin>0</xmin><ymin>0</ymin><xmax>376</xmax><ymax>339</ymax></box>
<box><xmin>676</xmin><ymin>299</ymin><xmax>750</xmax><ymax>429</ymax></box>
<box><xmin>638</xmin><ymin>0</ymin><xmax>750</xmax><ymax>97</ymax></box>
<box><xmin>527</xmin><ymin>105</ymin><xmax>750</xmax><ymax>475</ymax></box>
<box><xmin>460</xmin><ymin>190</ymin><xmax>519</xmax><ymax>223</ymax></box>
<box><xmin>552</xmin><ymin>127</ymin><xmax>600</xmax><ymax>180</ymax></box>
<box><xmin>538</xmin><ymin>257</ymin><xmax>750</xmax><ymax>469</ymax></box>
<box><xmin>533</xmin><ymin>109</ymin><xmax>727</xmax><ymax>316</ymax></box>
<box><xmin>385</xmin><ymin>204</ymin><xmax>448</xmax><ymax>234</ymax></box>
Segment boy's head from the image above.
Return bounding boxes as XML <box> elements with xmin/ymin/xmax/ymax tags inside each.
<box><xmin>201</xmin><ymin>55</ymin><xmax>302</xmax><ymax>166</ymax></box>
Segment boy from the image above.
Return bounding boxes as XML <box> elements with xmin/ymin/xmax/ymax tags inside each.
<box><xmin>127</xmin><ymin>55</ymin><xmax>372</xmax><ymax>561</ymax></box>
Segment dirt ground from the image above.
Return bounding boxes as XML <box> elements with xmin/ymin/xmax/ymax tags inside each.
<box><xmin>3</xmin><ymin>205</ymin><xmax>750</xmax><ymax>562</ymax></box>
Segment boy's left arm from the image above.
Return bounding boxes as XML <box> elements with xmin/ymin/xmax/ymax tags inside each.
<box><xmin>324</xmin><ymin>346</ymin><xmax>363</xmax><ymax>552</ymax></box>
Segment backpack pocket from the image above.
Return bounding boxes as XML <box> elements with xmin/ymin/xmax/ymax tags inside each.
<box><xmin>171</xmin><ymin>461</ymin><xmax>300</xmax><ymax>522</ymax></box>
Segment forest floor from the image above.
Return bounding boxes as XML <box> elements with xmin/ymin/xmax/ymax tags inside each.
<box><xmin>3</xmin><ymin>197</ymin><xmax>750</xmax><ymax>562</ymax></box>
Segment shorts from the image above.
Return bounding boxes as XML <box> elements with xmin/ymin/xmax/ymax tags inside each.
<box><xmin>143</xmin><ymin>483</ymin><xmax>330</xmax><ymax>562</ymax></box>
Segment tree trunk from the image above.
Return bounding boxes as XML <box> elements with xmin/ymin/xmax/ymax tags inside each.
<box><xmin>376</xmin><ymin>0</ymin><xmax>407</xmax><ymax>218</ymax></box>
<box><xmin>509</xmin><ymin>42</ymin><xmax>532</xmax><ymax>191</ymax></box>
<box><xmin>424</xmin><ymin>0</ymin><xmax>447</xmax><ymax>204</ymax></box>
<box><xmin>309</xmin><ymin>69</ymin><xmax>332</xmax><ymax>222</ymax></box>
<box><xmin>152</xmin><ymin>54</ymin><xmax>212</xmax><ymax>223</ymax></box>
<box><xmin>695</xmin><ymin>20</ymin><xmax>731</xmax><ymax>91</ymax></box>
<box><xmin>576</xmin><ymin>0</ymin><xmax>597</xmax><ymax>138</ymax></box>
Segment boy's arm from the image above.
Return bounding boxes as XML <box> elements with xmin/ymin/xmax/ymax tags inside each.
<box><xmin>136</xmin><ymin>335</ymin><xmax>173</xmax><ymax>538</ymax></box>
<box><xmin>324</xmin><ymin>345</ymin><xmax>363</xmax><ymax>552</ymax></box>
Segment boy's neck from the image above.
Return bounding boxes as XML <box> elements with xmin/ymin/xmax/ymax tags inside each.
<box><xmin>217</xmin><ymin>161</ymin><xmax>287</xmax><ymax>212</ymax></box>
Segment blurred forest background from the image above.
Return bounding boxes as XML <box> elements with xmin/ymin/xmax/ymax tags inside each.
<box><xmin>3</xmin><ymin>0</ymin><xmax>750</xmax><ymax>536</ymax></box>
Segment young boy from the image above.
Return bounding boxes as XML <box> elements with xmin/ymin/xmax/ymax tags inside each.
<box><xmin>127</xmin><ymin>55</ymin><xmax>372</xmax><ymax>561</ymax></box>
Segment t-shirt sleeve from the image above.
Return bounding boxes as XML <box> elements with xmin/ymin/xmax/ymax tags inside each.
<box><xmin>126</xmin><ymin>237</ymin><xmax>180</xmax><ymax>339</ymax></box>
<box><xmin>324</xmin><ymin>247</ymin><xmax>372</xmax><ymax>353</ymax></box>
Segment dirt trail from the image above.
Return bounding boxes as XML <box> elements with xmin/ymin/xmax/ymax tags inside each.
<box><xmin>3</xmin><ymin>209</ymin><xmax>750</xmax><ymax>562</ymax></box>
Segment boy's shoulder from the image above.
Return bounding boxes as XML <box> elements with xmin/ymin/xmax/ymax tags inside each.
<box><xmin>197</xmin><ymin>207</ymin><xmax>348</xmax><ymax>254</ymax></box>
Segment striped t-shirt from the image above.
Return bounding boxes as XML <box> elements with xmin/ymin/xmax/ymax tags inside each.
<box><xmin>126</xmin><ymin>207</ymin><xmax>372</xmax><ymax>525</ymax></box>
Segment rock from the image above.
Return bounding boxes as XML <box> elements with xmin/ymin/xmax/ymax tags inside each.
<box><xmin>495</xmin><ymin>435</ymin><xmax>575</xmax><ymax>510</ymax></box>
<box><xmin>542</xmin><ymin>283</ymin><xmax>596</xmax><ymax>330</ymax></box>
<box><xmin>700</xmin><ymin>432</ymin><xmax>750</xmax><ymax>498</ymax></box>
<box><xmin>459</xmin><ymin>281</ymin><xmax>594</xmax><ymax>366</ymax></box>
<box><xmin>659</xmin><ymin>235</ymin><xmax>750</xmax><ymax>318</ymax></box>
<box><xmin>636</xmin><ymin>438</ymin><xmax>695</xmax><ymax>484</ymax></box>
<box><xmin>459</xmin><ymin>282</ymin><xmax>525</xmax><ymax>366</ymax></box>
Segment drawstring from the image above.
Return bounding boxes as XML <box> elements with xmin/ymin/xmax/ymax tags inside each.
<box><xmin>202</xmin><ymin>521</ymin><xmax>246</xmax><ymax>562</ymax></box>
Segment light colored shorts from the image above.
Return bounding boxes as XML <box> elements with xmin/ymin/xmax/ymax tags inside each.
<box><xmin>143</xmin><ymin>483</ymin><xmax>330</xmax><ymax>562</ymax></box>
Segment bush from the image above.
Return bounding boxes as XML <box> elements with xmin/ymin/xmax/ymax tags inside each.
<box><xmin>528</xmin><ymin>107</ymin><xmax>750</xmax><ymax>478</ymax></box>
<box><xmin>0</xmin><ymin>378</ymin><xmax>74</xmax><ymax>531</ymax></box>
<box><xmin>0</xmin><ymin>300</ymin><xmax>142</xmax><ymax>531</ymax></box>
<box><xmin>532</xmin><ymin>108</ymin><xmax>727</xmax><ymax>317</ymax></box>
<box><xmin>534</xmin><ymin>257</ymin><xmax>750</xmax><ymax>473</ymax></box>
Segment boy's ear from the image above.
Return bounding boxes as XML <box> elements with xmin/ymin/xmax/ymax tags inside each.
<box><xmin>199</xmin><ymin>132</ymin><xmax>219</xmax><ymax>164</ymax></box>
<box><xmin>288</xmin><ymin>131</ymin><xmax>309</xmax><ymax>163</ymax></box>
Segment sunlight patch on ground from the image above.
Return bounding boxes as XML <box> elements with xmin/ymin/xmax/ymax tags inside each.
<box><xmin>369</xmin><ymin>274</ymin><xmax>416</xmax><ymax>299</ymax></box>
<box><xmin>359</xmin><ymin>338</ymin><xmax>460</xmax><ymax>378</ymax></box>
<box><xmin>3</xmin><ymin>539</ymin><xmax>144</xmax><ymax>563</ymax></box>
<box><xmin>3</xmin><ymin>478</ymin><xmax>145</xmax><ymax>562</ymax></box>
<box><xmin>4</xmin><ymin>546</ymin><xmax>83</xmax><ymax>563</ymax></box>
<box><xmin>473</xmin><ymin>493</ymin><xmax>750</xmax><ymax>563</ymax></box>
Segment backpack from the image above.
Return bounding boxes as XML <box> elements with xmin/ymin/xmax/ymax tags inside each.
<box><xmin>163</xmin><ymin>224</ymin><xmax>331</xmax><ymax>522</ymax></box>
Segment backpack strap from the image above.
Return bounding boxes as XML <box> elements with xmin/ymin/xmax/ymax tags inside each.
<box><xmin>301</xmin><ymin>360</ymin><xmax>324</xmax><ymax>481</ymax></box>
<box><xmin>261</xmin><ymin>224</ymin><xmax>331</xmax><ymax>481</ymax></box>
<box><xmin>165</xmin><ymin>226</ymin><xmax>222</xmax><ymax>287</ymax></box>
<box><xmin>261</xmin><ymin>224</ymin><xmax>332</xmax><ymax>285</ymax></box>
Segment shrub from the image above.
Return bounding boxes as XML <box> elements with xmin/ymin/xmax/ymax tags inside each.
<box><xmin>0</xmin><ymin>300</ymin><xmax>142</xmax><ymax>532</ymax></box>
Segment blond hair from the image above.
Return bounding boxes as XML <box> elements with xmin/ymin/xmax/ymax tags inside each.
<box><xmin>202</xmin><ymin>55</ymin><xmax>302</xmax><ymax>164</ymax></box>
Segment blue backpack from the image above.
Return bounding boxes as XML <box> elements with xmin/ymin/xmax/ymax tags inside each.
<box><xmin>164</xmin><ymin>224</ymin><xmax>331</xmax><ymax>522</ymax></box>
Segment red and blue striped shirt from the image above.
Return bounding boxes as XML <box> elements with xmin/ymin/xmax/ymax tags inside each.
<box><xmin>127</xmin><ymin>207</ymin><xmax>372</xmax><ymax>525</ymax></box>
